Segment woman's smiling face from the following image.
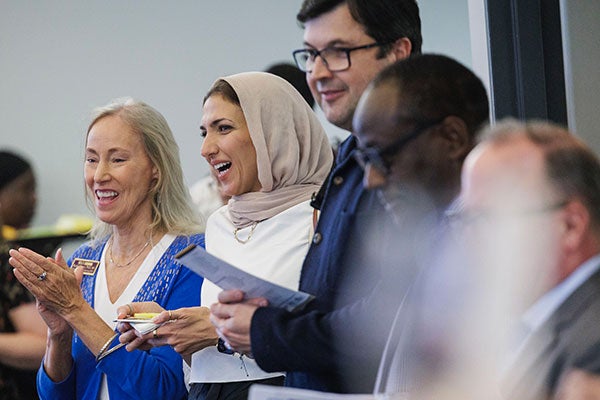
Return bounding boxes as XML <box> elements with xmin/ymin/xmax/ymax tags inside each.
<box><xmin>84</xmin><ymin>114</ymin><xmax>157</xmax><ymax>228</ymax></box>
<box><xmin>200</xmin><ymin>94</ymin><xmax>261</xmax><ymax>197</ymax></box>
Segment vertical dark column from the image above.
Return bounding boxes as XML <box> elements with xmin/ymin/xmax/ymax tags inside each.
<box><xmin>485</xmin><ymin>0</ymin><xmax>567</xmax><ymax>125</ymax></box>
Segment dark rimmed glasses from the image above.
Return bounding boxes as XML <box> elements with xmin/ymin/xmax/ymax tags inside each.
<box><xmin>292</xmin><ymin>42</ymin><xmax>389</xmax><ymax>73</ymax></box>
<box><xmin>354</xmin><ymin>117</ymin><xmax>445</xmax><ymax>175</ymax></box>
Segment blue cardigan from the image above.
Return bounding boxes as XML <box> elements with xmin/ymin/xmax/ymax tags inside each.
<box><xmin>37</xmin><ymin>234</ymin><xmax>204</xmax><ymax>400</ymax></box>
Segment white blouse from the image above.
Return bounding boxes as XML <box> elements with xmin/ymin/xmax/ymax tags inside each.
<box><xmin>189</xmin><ymin>200</ymin><xmax>314</xmax><ymax>383</ymax></box>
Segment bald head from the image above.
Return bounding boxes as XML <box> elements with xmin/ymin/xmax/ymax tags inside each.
<box><xmin>461</xmin><ymin>119</ymin><xmax>600</xmax><ymax>296</ymax></box>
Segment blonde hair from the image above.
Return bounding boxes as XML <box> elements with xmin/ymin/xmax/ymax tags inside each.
<box><xmin>85</xmin><ymin>97</ymin><xmax>203</xmax><ymax>244</ymax></box>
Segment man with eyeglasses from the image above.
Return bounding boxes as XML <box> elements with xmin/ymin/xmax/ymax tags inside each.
<box><xmin>458</xmin><ymin>120</ymin><xmax>600</xmax><ymax>400</ymax></box>
<box><xmin>211</xmin><ymin>0</ymin><xmax>422</xmax><ymax>394</ymax></box>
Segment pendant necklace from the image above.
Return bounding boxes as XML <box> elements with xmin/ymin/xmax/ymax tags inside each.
<box><xmin>233</xmin><ymin>221</ymin><xmax>258</xmax><ymax>244</ymax></box>
<box><xmin>109</xmin><ymin>236</ymin><xmax>151</xmax><ymax>268</ymax></box>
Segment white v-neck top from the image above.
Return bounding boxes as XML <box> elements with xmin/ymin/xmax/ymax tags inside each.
<box><xmin>96</xmin><ymin>234</ymin><xmax>176</xmax><ymax>400</ymax></box>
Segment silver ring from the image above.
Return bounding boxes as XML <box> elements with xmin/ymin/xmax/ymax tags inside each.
<box><xmin>153</xmin><ymin>329</ymin><xmax>159</xmax><ymax>339</ymax></box>
<box><xmin>38</xmin><ymin>271</ymin><xmax>47</xmax><ymax>281</ymax></box>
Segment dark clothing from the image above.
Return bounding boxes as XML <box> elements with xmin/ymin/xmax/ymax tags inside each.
<box><xmin>0</xmin><ymin>243</ymin><xmax>39</xmax><ymax>400</ymax></box>
<box><xmin>188</xmin><ymin>376</ymin><xmax>284</xmax><ymax>400</ymax></box>
<box><xmin>251</xmin><ymin>136</ymin><xmax>418</xmax><ymax>393</ymax></box>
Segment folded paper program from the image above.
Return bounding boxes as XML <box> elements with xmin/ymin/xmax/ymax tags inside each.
<box><xmin>175</xmin><ymin>245</ymin><xmax>314</xmax><ymax>312</ymax></box>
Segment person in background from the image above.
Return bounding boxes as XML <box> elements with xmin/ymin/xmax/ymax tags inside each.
<box><xmin>460</xmin><ymin>120</ymin><xmax>600</xmax><ymax>400</ymax></box>
<box><xmin>0</xmin><ymin>150</ymin><xmax>37</xmax><ymax>240</ymax></box>
<box><xmin>210</xmin><ymin>0</ymin><xmax>422</xmax><ymax>393</ymax></box>
<box><xmin>9</xmin><ymin>97</ymin><xmax>204</xmax><ymax>400</ymax></box>
<box><xmin>0</xmin><ymin>150</ymin><xmax>46</xmax><ymax>400</ymax></box>
<box><xmin>265</xmin><ymin>62</ymin><xmax>315</xmax><ymax>109</ymax></box>
<box><xmin>189</xmin><ymin>172</ymin><xmax>230</xmax><ymax>225</ymax></box>
<box><xmin>0</xmin><ymin>210</ymin><xmax>46</xmax><ymax>400</ymax></box>
<box><xmin>119</xmin><ymin>72</ymin><xmax>333</xmax><ymax>400</ymax></box>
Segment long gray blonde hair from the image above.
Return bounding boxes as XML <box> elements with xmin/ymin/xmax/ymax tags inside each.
<box><xmin>85</xmin><ymin>97</ymin><xmax>203</xmax><ymax>244</ymax></box>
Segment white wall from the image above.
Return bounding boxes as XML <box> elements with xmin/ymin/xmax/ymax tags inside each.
<box><xmin>0</xmin><ymin>0</ymin><xmax>472</xmax><ymax>229</ymax></box>
<box><xmin>561</xmin><ymin>0</ymin><xmax>600</xmax><ymax>153</ymax></box>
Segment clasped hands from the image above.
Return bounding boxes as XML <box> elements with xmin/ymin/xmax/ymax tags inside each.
<box><xmin>9</xmin><ymin>248</ymin><xmax>268</xmax><ymax>357</ymax></box>
<box><xmin>9</xmin><ymin>247</ymin><xmax>86</xmax><ymax>319</ymax></box>
<box><xmin>208</xmin><ymin>289</ymin><xmax>268</xmax><ymax>355</ymax></box>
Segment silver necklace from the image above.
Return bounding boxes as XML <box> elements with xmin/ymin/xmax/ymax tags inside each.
<box><xmin>233</xmin><ymin>221</ymin><xmax>258</xmax><ymax>244</ymax></box>
<box><xmin>108</xmin><ymin>236</ymin><xmax>151</xmax><ymax>268</ymax></box>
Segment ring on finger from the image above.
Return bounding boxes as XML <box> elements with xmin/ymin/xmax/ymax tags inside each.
<box><xmin>38</xmin><ymin>271</ymin><xmax>48</xmax><ymax>281</ymax></box>
<box><xmin>153</xmin><ymin>329</ymin><xmax>159</xmax><ymax>339</ymax></box>
<box><xmin>126</xmin><ymin>303</ymin><xmax>134</xmax><ymax>316</ymax></box>
<box><xmin>168</xmin><ymin>310</ymin><xmax>173</xmax><ymax>320</ymax></box>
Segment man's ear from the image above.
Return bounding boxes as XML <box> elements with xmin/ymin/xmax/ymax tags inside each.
<box><xmin>439</xmin><ymin>116</ymin><xmax>471</xmax><ymax>161</ymax></box>
<box><xmin>562</xmin><ymin>199</ymin><xmax>589</xmax><ymax>252</ymax></box>
<box><xmin>389</xmin><ymin>37</ymin><xmax>412</xmax><ymax>61</ymax></box>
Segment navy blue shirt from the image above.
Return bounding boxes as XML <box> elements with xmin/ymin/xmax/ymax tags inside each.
<box><xmin>252</xmin><ymin>136</ymin><xmax>413</xmax><ymax>393</ymax></box>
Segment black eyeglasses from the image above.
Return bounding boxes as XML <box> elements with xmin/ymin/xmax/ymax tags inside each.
<box><xmin>292</xmin><ymin>42</ymin><xmax>389</xmax><ymax>73</ymax></box>
<box><xmin>354</xmin><ymin>117</ymin><xmax>445</xmax><ymax>175</ymax></box>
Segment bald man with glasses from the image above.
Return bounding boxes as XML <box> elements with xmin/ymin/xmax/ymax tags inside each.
<box><xmin>460</xmin><ymin>120</ymin><xmax>600</xmax><ymax>400</ymax></box>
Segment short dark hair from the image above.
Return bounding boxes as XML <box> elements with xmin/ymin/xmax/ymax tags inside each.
<box><xmin>0</xmin><ymin>150</ymin><xmax>32</xmax><ymax>191</ymax></box>
<box><xmin>372</xmin><ymin>54</ymin><xmax>489</xmax><ymax>138</ymax></box>
<box><xmin>482</xmin><ymin>119</ymin><xmax>600</xmax><ymax>230</ymax></box>
<box><xmin>297</xmin><ymin>0</ymin><xmax>422</xmax><ymax>55</ymax></box>
<box><xmin>265</xmin><ymin>62</ymin><xmax>315</xmax><ymax>109</ymax></box>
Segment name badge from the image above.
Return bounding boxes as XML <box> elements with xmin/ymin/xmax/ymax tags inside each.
<box><xmin>72</xmin><ymin>258</ymin><xmax>100</xmax><ymax>276</ymax></box>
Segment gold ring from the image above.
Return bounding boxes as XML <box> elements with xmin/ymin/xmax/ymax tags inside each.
<box><xmin>126</xmin><ymin>304</ymin><xmax>134</xmax><ymax>316</ymax></box>
<box><xmin>153</xmin><ymin>329</ymin><xmax>159</xmax><ymax>339</ymax></box>
<box><xmin>168</xmin><ymin>310</ymin><xmax>173</xmax><ymax>320</ymax></box>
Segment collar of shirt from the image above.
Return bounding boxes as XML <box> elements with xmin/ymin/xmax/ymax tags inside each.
<box><xmin>522</xmin><ymin>252</ymin><xmax>600</xmax><ymax>332</ymax></box>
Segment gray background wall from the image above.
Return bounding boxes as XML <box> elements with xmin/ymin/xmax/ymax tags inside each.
<box><xmin>0</xmin><ymin>1</ymin><xmax>472</xmax><ymax>235</ymax></box>
<box><xmin>561</xmin><ymin>0</ymin><xmax>600</xmax><ymax>151</ymax></box>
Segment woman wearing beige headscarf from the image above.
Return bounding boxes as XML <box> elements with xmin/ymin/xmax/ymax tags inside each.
<box><xmin>119</xmin><ymin>72</ymin><xmax>333</xmax><ymax>400</ymax></box>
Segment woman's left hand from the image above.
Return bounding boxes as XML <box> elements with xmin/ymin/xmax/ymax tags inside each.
<box><xmin>120</xmin><ymin>306</ymin><xmax>219</xmax><ymax>356</ymax></box>
<box><xmin>117</xmin><ymin>301</ymin><xmax>165</xmax><ymax>352</ymax></box>
<box><xmin>9</xmin><ymin>247</ymin><xmax>86</xmax><ymax>316</ymax></box>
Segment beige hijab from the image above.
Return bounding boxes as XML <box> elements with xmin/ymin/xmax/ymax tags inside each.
<box><xmin>220</xmin><ymin>71</ymin><xmax>333</xmax><ymax>228</ymax></box>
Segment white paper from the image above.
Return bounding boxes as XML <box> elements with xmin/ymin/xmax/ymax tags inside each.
<box><xmin>113</xmin><ymin>319</ymin><xmax>162</xmax><ymax>335</ymax></box>
<box><xmin>175</xmin><ymin>245</ymin><xmax>314</xmax><ymax>312</ymax></box>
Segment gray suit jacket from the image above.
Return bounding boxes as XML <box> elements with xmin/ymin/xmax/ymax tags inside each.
<box><xmin>502</xmin><ymin>267</ymin><xmax>600</xmax><ymax>400</ymax></box>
